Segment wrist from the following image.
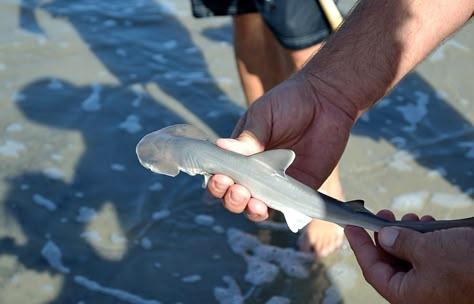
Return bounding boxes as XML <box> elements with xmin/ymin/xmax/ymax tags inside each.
<box><xmin>297</xmin><ymin>70</ymin><xmax>362</xmax><ymax>122</ymax></box>
<box><xmin>298</xmin><ymin>0</ymin><xmax>474</xmax><ymax>117</ymax></box>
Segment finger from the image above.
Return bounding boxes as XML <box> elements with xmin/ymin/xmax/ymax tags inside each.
<box><xmin>233</xmin><ymin>102</ymin><xmax>271</xmax><ymax>150</ymax></box>
<box><xmin>222</xmin><ymin>184</ymin><xmax>251</xmax><ymax>214</ymax></box>
<box><xmin>345</xmin><ymin>225</ymin><xmax>398</xmax><ymax>296</ymax></box>
<box><xmin>378</xmin><ymin>227</ymin><xmax>423</xmax><ymax>263</ymax></box>
<box><xmin>245</xmin><ymin>198</ymin><xmax>269</xmax><ymax>222</ymax></box>
<box><xmin>225</xmin><ymin>110</ymin><xmax>266</xmax><ymax>155</ymax></box>
<box><xmin>377</xmin><ymin>210</ymin><xmax>396</xmax><ymax>220</ymax></box>
<box><xmin>374</xmin><ymin>210</ymin><xmax>395</xmax><ymax>245</ymax></box>
<box><xmin>345</xmin><ymin>225</ymin><xmax>374</xmax><ymax>252</ymax></box>
<box><xmin>421</xmin><ymin>214</ymin><xmax>435</xmax><ymax>221</ymax></box>
<box><xmin>216</xmin><ymin>136</ymin><xmax>263</xmax><ymax>156</ymax></box>
<box><xmin>401</xmin><ymin>213</ymin><xmax>419</xmax><ymax>221</ymax></box>
<box><xmin>208</xmin><ymin>174</ymin><xmax>234</xmax><ymax>198</ymax></box>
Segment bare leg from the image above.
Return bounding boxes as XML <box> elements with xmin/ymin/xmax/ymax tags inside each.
<box><xmin>299</xmin><ymin>166</ymin><xmax>345</xmax><ymax>257</ymax></box>
<box><xmin>233</xmin><ymin>13</ymin><xmax>289</xmax><ymax>105</ymax></box>
<box><xmin>233</xmin><ymin>13</ymin><xmax>264</xmax><ymax>104</ymax></box>
<box><xmin>233</xmin><ymin>14</ymin><xmax>344</xmax><ymax>257</ymax></box>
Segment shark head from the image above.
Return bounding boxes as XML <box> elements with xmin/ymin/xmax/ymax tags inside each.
<box><xmin>136</xmin><ymin>132</ymin><xmax>181</xmax><ymax>176</ymax></box>
<box><xmin>136</xmin><ymin>124</ymin><xmax>212</xmax><ymax>177</ymax></box>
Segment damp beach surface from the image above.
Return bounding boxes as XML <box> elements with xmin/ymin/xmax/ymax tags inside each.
<box><xmin>0</xmin><ymin>1</ymin><xmax>473</xmax><ymax>303</ymax></box>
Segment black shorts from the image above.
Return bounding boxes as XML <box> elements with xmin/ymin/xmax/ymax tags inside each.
<box><xmin>190</xmin><ymin>0</ymin><xmax>332</xmax><ymax>50</ymax></box>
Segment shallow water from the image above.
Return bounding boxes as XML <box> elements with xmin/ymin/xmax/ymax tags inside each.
<box><xmin>0</xmin><ymin>1</ymin><xmax>473</xmax><ymax>303</ymax></box>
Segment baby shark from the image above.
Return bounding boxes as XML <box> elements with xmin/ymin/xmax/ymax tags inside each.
<box><xmin>136</xmin><ymin>124</ymin><xmax>474</xmax><ymax>233</ymax></box>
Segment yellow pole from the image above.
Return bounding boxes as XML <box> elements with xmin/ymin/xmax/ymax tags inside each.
<box><xmin>319</xmin><ymin>0</ymin><xmax>344</xmax><ymax>31</ymax></box>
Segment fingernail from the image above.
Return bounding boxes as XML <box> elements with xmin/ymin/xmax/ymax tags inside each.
<box><xmin>379</xmin><ymin>227</ymin><xmax>400</xmax><ymax>247</ymax></box>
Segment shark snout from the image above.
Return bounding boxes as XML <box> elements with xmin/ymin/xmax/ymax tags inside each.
<box><xmin>136</xmin><ymin>133</ymin><xmax>181</xmax><ymax>177</ymax></box>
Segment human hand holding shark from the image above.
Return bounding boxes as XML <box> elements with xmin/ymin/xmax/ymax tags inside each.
<box><xmin>203</xmin><ymin>74</ymin><xmax>355</xmax><ymax>223</ymax></box>
<box><xmin>345</xmin><ymin>210</ymin><xmax>474</xmax><ymax>303</ymax></box>
<box><xmin>136</xmin><ymin>124</ymin><xmax>474</xmax><ymax>233</ymax></box>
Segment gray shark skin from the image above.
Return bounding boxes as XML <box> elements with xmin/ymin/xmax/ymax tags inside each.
<box><xmin>136</xmin><ymin>124</ymin><xmax>474</xmax><ymax>233</ymax></box>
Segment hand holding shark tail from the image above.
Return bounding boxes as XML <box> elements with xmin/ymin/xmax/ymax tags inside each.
<box><xmin>136</xmin><ymin>124</ymin><xmax>474</xmax><ymax>234</ymax></box>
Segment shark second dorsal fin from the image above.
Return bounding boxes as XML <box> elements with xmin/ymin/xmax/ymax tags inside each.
<box><xmin>345</xmin><ymin>199</ymin><xmax>374</xmax><ymax>214</ymax></box>
<box><xmin>250</xmin><ymin>149</ymin><xmax>295</xmax><ymax>178</ymax></box>
<box><xmin>280</xmin><ymin>207</ymin><xmax>313</xmax><ymax>233</ymax></box>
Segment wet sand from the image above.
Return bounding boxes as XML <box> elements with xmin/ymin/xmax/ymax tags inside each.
<box><xmin>0</xmin><ymin>1</ymin><xmax>473</xmax><ymax>303</ymax></box>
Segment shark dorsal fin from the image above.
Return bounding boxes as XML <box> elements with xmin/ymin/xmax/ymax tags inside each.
<box><xmin>160</xmin><ymin>124</ymin><xmax>211</xmax><ymax>141</ymax></box>
<box><xmin>250</xmin><ymin>149</ymin><xmax>295</xmax><ymax>177</ymax></box>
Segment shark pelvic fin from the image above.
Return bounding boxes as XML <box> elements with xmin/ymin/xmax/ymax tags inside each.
<box><xmin>202</xmin><ymin>174</ymin><xmax>211</xmax><ymax>188</ymax></box>
<box><xmin>280</xmin><ymin>207</ymin><xmax>313</xmax><ymax>233</ymax></box>
<box><xmin>250</xmin><ymin>149</ymin><xmax>295</xmax><ymax>178</ymax></box>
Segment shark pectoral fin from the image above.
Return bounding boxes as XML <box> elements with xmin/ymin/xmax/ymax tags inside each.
<box><xmin>250</xmin><ymin>149</ymin><xmax>296</xmax><ymax>178</ymax></box>
<box><xmin>202</xmin><ymin>174</ymin><xmax>212</xmax><ymax>188</ymax></box>
<box><xmin>142</xmin><ymin>161</ymin><xmax>180</xmax><ymax>177</ymax></box>
<box><xmin>280</xmin><ymin>208</ymin><xmax>313</xmax><ymax>233</ymax></box>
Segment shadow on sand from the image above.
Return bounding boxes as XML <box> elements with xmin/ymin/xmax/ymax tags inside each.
<box><xmin>2</xmin><ymin>1</ymin><xmax>337</xmax><ymax>303</ymax></box>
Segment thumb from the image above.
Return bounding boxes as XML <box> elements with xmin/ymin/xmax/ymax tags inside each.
<box><xmin>215</xmin><ymin>131</ymin><xmax>264</xmax><ymax>156</ymax></box>
<box><xmin>377</xmin><ymin>227</ymin><xmax>423</xmax><ymax>263</ymax></box>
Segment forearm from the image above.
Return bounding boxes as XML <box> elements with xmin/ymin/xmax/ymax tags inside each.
<box><xmin>302</xmin><ymin>0</ymin><xmax>474</xmax><ymax>118</ymax></box>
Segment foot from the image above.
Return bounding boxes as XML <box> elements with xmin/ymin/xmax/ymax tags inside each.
<box><xmin>299</xmin><ymin>219</ymin><xmax>344</xmax><ymax>258</ymax></box>
<box><xmin>298</xmin><ymin>167</ymin><xmax>345</xmax><ymax>258</ymax></box>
